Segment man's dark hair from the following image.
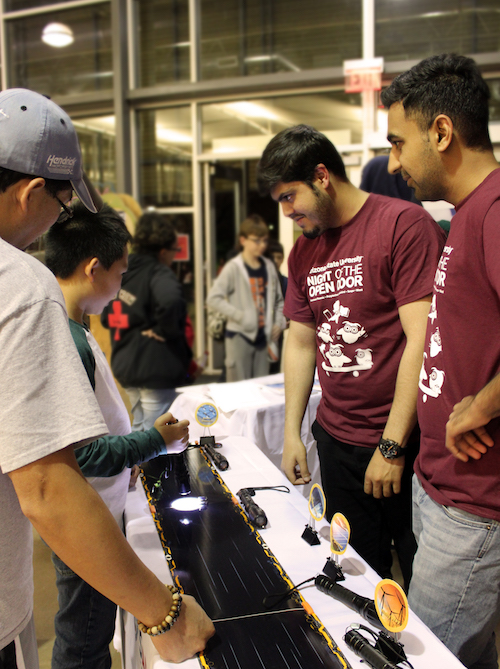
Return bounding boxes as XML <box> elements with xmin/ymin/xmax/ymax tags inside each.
<box><xmin>381</xmin><ymin>53</ymin><xmax>492</xmax><ymax>151</ymax></box>
<box><xmin>133</xmin><ymin>211</ymin><xmax>177</xmax><ymax>255</ymax></box>
<box><xmin>0</xmin><ymin>166</ymin><xmax>71</xmax><ymax>196</ymax></box>
<box><xmin>45</xmin><ymin>201</ymin><xmax>132</xmax><ymax>279</ymax></box>
<box><xmin>256</xmin><ymin>124</ymin><xmax>348</xmax><ymax>196</ymax></box>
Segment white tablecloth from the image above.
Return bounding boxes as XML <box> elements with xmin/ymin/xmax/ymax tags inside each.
<box><xmin>170</xmin><ymin>373</ymin><xmax>322</xmax><ymax>498</ymax></box>
<box><xmin>118</xmin><ymin>436</ymin><xmax>464</xmax><ymax>669</ymax></box>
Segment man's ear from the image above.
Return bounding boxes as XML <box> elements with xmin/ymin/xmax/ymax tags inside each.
<box><xmin>314</xmin><ymin>163</ymin><xmax>330</xmax><ymax>188</ymax></box>
<box><xmin>432</xmin><ymin>114</ymin><xmax>453</xmax><ymax>152</ymax></box>
<box><xmin>83</xmin><ymin>257</ymin><xmax>100</xmax><ymax>282</ymax></box>
<box><xmin>17</xmin><ymin>177</ymin><xmax>46</xmax><ymax>212</ymax></box>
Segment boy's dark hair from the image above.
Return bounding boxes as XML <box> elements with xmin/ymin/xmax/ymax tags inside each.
<box><xmin>256</xmin><ymin>124</ymin><xmax>348</xmax><ymax>196</ymax></box>
<box><xmin>0</xmin><ymin>166</ymin><xmax>71</xmax><ymax>197</ymax></box>
<box><xmin>266</xmin><ymin>239</ymin><xmax>284</xmax><ymax>256</ymax></box>
<box><xmin>45</xmin><ymin>201</ymin><xmax>132</xmax><ymax>279</ymax></box>
<box><xmin>239</xmin><ymin>214</ymin><xmax>269</xmax><ymax>238</ymax></box>
<box><xmin>133</xmin><ymin>211</ymin><xmax>177</xmax><ymax>255</ymax></box>
<box><xmin>381</xmin><ymin>53</ymin><xmax>492</xmax><ymax>151</ymax></box>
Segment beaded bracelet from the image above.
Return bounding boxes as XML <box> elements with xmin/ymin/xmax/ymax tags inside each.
<box><xmin>137</xmin><ymin>585</ymin><xmax>183</xmax><ymax>636</ymax></box>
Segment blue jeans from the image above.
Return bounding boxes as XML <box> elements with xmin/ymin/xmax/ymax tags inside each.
<box><xmin>125</xmin><ymin>387</ymin><xmax>177</xmax><ymax>431</ymax></box>
<box><xmin>51</xmin><ymin>552</ymin><xmax>116</xmax><ymax>669</ymax></box>
<box><xmin>409</xmin><ymin>475</ymin><xmax>500</xmax><ymax>669</ymax></box>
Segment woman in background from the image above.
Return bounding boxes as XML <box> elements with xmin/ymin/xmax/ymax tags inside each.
<box><xmin>102</xmin><ymin>211</ymin><xmax>192</xmax><ymax>430</ymax></box>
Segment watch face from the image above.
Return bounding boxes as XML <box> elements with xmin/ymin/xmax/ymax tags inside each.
<box><xmin>379</xmin><ymin>438</ymin><xmax>404</xmax><ymax>459</ymax></box>
<box><xmin>195</xmin><ymin>402</ymin><xmax>218</xmax><ymax>427</ymax></box>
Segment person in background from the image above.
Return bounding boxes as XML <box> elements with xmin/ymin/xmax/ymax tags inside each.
<box><xmin>266</xmin><ymin>239</ymin><xmax>288</xmax><ymax>374</ymax></box>
<box><xmin>360</xmin><ymin>154</ymin><xmax>421</xmax><ymax>204</ymax></box>
<box><xmin>206</xmin><ymin>214</ymin><xmax>285</xmax><ymax>382</ymax></box>
<box><xmin>102</xmin><ymin>211</ymin><xmax>193</xmax><ymax>430</ymax></box>
<box><xmin>0</xmin><ymin>88</ymin><xmax>213</xmax><ymax>669</ymax></box>
<box><xmin>383</xmin><ymin>53</ymin><xmax>500</xmax><ymax>669</ymax></box>
<box><xmin>256</xmin><ymin>124</ymin><xmax>445</xmax><ymax>590</ymax></box>
<box><xmin>45</xmin><ymin>201</ymin><xmax>191</xmax><ymax>669</ymax></box>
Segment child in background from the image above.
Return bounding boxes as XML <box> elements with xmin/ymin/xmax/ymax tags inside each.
<box><xmin>266</xmin><ymin>239</ymin><xmax>288</xmax><ymax>374</ymax></box>
<box><xmin>45</xmin><ymin>202</ymin><xmax>189</xmax><ymax>669</ymax></box>
<box><xmin>207</xmin><ymin>214</ymin><xmax>285</xmax><ymax>381</ymax></box>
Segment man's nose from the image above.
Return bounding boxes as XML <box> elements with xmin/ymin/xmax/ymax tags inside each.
<box><xmin>387</xmin><ymin>149</ymin><xmax>401</xmax><ymax>175</ymax></box>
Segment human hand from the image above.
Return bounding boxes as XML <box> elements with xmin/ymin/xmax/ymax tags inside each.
<box><xmin>151</xmin><ymin>594</ymin><xmax>215</xmax><ymax>663</ymax></box>
<box><xmin>364</xmin><ymin>447</ymin><xmax>405</xmax><ymax>498</ymax></box>
<box><xmin>445</xmin><ymin>395</ymin><xmax>494</xmax><ymax>462</ymax></box>
<box><xmin>142</xmin><ymin>328</ymin><xmax>166</xmax><ymax>343</ymax></box>
<box><xmin>281</xmin><ymin>436</ymin><xmax>311</xmax><ymax>485</ymax></box>
<box><xmin>129</xmin><ymin>465</ymin><xmax>141</xmax><ymax>489</ymax></box>
<box><xmin>154</xmin><ymin>413</ymin><xmax>190</xmax><ymax>454</ymax></box>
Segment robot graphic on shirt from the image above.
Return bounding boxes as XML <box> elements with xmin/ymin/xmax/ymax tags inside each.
<box><xmin>317</xmin><ymin>300</ymin><xmax>373</xmax><ymax>377</ymax></box>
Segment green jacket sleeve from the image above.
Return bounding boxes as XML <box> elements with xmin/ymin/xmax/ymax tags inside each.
<box><xmin>68</xmin><ymin>319</ymin><xmax>166</xmax><ymax>477</ymax></box>
<box><xmin>76</xmin><ymin>427</ymin><xmax>166</xmax><ymax>477</ymax></box>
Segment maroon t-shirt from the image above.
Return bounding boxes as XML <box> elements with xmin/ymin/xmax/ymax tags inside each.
<box><xmin>416</xmin><ymin>168</ymin><xmax>500</xmax><ymax>521</ymax></box>
<box><xmin>285</xmin><ymin>193</ymin><xmax>445</xmax><ymax>447</ymax></box>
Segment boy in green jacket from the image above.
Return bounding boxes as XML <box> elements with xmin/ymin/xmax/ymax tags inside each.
<box><xmin>45</xmin><ymin>201</ymin><xmax>190</xmax><ymax>669</ymax></box>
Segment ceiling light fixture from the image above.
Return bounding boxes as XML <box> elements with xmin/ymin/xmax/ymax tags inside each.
<box><xmin>42</xmin><ymin>23</ymin><xmax>74</xmax><ymax>48</ymax></box>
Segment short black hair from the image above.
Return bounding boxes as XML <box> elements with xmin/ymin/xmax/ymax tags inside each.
<box><xmin>133</xmin><ymin>211</ymin><xmax>177</xmax><ymax>255</ymax></box>
<box><xmin>256</xmin><ymin>124</ymin><xmax>348</xmax><ymax>196</ymax></box>
<box><xmin>266</xmin><ymin>239</ymin><xmax>284</xmax><ymax>256</ymax></box>
<box><xmin>0</xmin><ymin>165</ymin><xmax>71</xmax><ymax>197</ymax></box>
<box><xmin>45</xmin><ymin>201</ymin><xmax>132</xmax><ymax>279</ymax></box>
<box><xmin>381</xmin><ymin>53</ymin><xmax>492</xmax><ymax>151</ymax></box>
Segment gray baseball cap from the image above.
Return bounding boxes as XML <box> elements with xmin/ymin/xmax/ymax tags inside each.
<box><xmin>0</xmin><ymin>88</ymin><xmax>102</xmax><ymax>213</ymax></box>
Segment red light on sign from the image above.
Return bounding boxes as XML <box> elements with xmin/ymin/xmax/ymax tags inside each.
<box><xmin>343</xmin><ymin>57</ymin><xmax>384</xmax><ymax>94</ymax></box>
<box><xmin>345</xmin><ymin>69</ymin><xmax>382</xmax><ymax>93</ymax></box>
<box><xmin>174</xmin><ymin>233</ymin><xmax>190</xmax><ymax>262</ymax></box>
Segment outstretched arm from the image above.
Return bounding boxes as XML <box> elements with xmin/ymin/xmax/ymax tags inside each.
<box><xmin>77</xmin><ymin>412</ymin><xmax>190</xmax><ymax>476</ymax></box>
<box><xmin>9</xmin><ymin>447</ymin><xmax>214</xmax><ymax>662</ymax></box>
<box><xmin>282</xmin><ymin>320</ymin><xmax>317</xmax><ymax>485</ymax></box>
<box><xmin>364</xmin><ymin>296</ymin><xmax>431</xmax><ymax>498</ymax></box>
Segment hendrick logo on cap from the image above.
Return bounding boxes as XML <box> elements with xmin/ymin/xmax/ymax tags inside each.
<box><xmin>46</xmin><ymin>154</ymin><xmax>77</xmax><ymax>176</ymax></box>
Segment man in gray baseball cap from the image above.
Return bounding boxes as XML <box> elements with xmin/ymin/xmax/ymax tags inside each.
<box><xmin>0</xmin><ymin>87</ymin><xmax>102</xmax><ymax>214</ymax></box>
<box><xmin>0</xmin><ymin>88</ymin><xmax>213</xmax><ymax>668</ymax></box>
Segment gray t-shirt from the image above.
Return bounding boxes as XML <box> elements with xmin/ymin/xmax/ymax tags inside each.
<box><xmin>0</xmin><ymin>238</ymin><xmax>107</xmax><ymax>649</ymax></box>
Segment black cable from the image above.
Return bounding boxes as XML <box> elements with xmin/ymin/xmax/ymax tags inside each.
<box><xmin>263</xmin><ymin>576</ymin><xmax>316</xmax><ymax>609</ymax></box>
<box><xmin>244</xmin><ymin>485</ymin><xmax>290</xmax><ymax>494</ymax></box>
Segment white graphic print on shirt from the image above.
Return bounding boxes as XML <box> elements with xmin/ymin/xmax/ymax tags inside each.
<box><xmin>309</xmin><ymin>255</ymin><xmax>373</xmax><ymax>378</ymax></box>
<box><xmin>419</xmin><ymin>245</ymin><xmax>452</xmax><ymax>402</ymax></box>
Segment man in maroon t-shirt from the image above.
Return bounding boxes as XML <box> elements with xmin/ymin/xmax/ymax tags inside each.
<box><xmin>382</xmin><ymin>55</ymin><xmax>500</xmax><ymax>669</ymax></box>
<box><xmin>256</xmin><ymin>125</ymin><xmax>445</xmax><ymax>590</ymax></box>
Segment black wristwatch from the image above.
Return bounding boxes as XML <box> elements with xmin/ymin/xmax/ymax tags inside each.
<box><xmin>378</xmin><ymin>437</ymin><xmax>406</xmax><ymax>459</ymax></box>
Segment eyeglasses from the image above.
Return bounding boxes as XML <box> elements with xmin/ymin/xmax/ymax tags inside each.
<box><xmin>55</xmin><ymin>195</ymin><xmax>74</xmax><ymax>223</ymax></box>
<box><xmin>247</xmin><ymin>237</ymin><xmax>268</xmax><ymax>245</ymax></box>
<box><xmin>47</xmin><ymin>187</ymin><xmax>74</xmax><ymax>223</ymax></box>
